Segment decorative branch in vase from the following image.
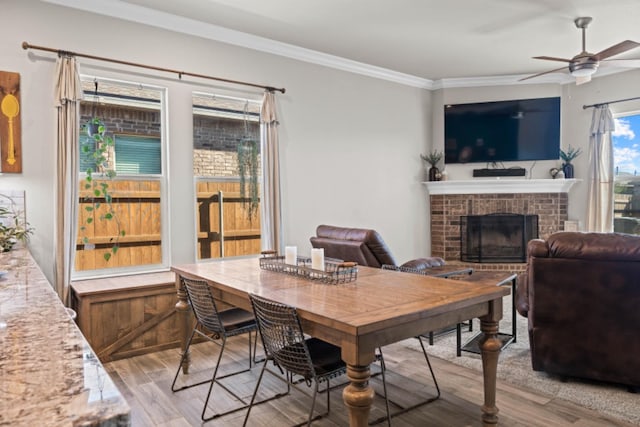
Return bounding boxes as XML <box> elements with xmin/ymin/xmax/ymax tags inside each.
<box><xmin>559</xmin><ymin>145</ymin><xmax>582</xmax><ymax>179</ymax></box>
<box><xmin>421</xmin><ymin>150</ymin><xmax>443</xmax><ymax>181</ymax></box>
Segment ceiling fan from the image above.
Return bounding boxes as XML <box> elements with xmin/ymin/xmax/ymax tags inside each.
<box><xmin>521</xmin><ymin>17</ymin><xmax>640</xmax><ymax>85</ymax></box>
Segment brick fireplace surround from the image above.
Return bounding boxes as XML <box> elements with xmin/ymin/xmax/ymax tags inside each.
<box><xmin>424</xmin><ymin>179</ymin><xmax>579</xmax><ymax>273</ymax></box>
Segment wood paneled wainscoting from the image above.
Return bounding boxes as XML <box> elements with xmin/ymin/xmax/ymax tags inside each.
<box><xmin>71</xmin><ymin>271</ymin><xmax>180</xmax><ymax>362</ymax></box>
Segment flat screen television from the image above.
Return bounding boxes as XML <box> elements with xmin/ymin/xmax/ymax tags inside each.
<box><xmin>444</xmin><ymin>97</ymin><xmax>561</xmax><ymax>164</ymax></box>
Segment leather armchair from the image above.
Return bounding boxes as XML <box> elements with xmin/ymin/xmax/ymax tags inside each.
<box><xmin>516</xmin><ymin>231</ymin><xmax>640</xmax><ymax>388</ymax></box>
<box><xmin>309</xmin><ymin>224</ymin><xmax>445</xmax><ymax>270</ymax></box>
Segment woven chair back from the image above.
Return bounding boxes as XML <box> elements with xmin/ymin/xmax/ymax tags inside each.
<box><xmin>181</xmin><ymin>276</ymin><xmax>225</xmax><ymax>335</ymax></box>
<box><xmin>249</xmin><ymin>294</ymin><xmax>316</xmax><ymax>380</ymax></box>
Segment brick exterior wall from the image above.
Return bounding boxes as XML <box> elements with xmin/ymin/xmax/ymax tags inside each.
<box><xmin>80</xmin><ymin>104</ymin><xmax>259</xmax><ymax>177</ymax></box>
<box><xmin>430</xmin><ymin>192</ymin><xmax>568</xmax><ymax>273</ymax></box>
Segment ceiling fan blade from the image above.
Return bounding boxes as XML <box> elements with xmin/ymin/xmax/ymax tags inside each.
<box><xmin>600</xmin><ymin>59</ymin><xmax>640</xmax><ymax>68</ymax></box>
<box><xmin>519</xmin><ymin>65</ymin><xmax>568</xmax><ymax>82</ymax></box>
<box><xmin>533</xmin><ymin>56</ymin><xmax>573</xmax><ymax>63</ymax></box>
<box><xmin>575</xmin><ymin>75</ymin><xmax>591</xmax><ymax>85</ymax></box>
<box><xmin>591</xmin><ymin>40</ymin><xmax>640</xmax><ymax>61</ymax></box>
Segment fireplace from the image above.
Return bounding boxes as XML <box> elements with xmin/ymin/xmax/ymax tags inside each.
<box><xmin>460</xmin><ymin>213</ymin><xmax>538</xmax><ymax>263</ymax></box>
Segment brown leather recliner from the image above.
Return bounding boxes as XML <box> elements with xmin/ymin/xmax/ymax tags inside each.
<box><xmin>516</xmin><ymin>231</ymin><xmax>640</xmax><ymax>388</ymax></box>
<box><xmin>309</xmin><ymin>224</ymin><xmax>445</xmax><ymax>270</ymax></box>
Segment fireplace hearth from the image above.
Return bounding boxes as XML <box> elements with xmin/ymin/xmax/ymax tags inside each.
<box><xmin>460</xmin><ymin>213</ymin><xmax>538</xmax><ymax>263</ymax></box>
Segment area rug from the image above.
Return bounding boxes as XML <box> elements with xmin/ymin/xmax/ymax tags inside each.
<box><xmin>401</xmin><ymin>295</ymin><xmax>640</xmax><ymax>425</ymax></box>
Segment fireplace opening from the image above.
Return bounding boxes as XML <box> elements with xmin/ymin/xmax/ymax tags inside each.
<box><xmin>460</xmin><ymin>213</ymin><xmax>538</xmax><ymax>263</ymax></box>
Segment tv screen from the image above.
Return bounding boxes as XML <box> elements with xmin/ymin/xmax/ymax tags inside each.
<box><xmin>444</xmin><ymin>97</ymin><xmax>561</xmax><ymax>164</ymax></box>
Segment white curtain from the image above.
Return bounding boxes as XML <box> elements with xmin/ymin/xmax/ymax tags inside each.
<box><xmin>53</xmin><ymin>55</ymin><xmax>82</xmax><ymax>305</ymax></box>
<box><xmin>260</xmin><ymin>91</ymin><xmax>283</xmax><ymax>254</ymax></box>
<box><xmin>586</xmin><ymin>105</ymin><xmax>615</xmax><ymax>232</ymax></box>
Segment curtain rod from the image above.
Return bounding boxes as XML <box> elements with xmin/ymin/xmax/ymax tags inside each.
<box><xmin>583</xmin><ymin>95</ymin><xmax>640</xmax><ymax>109</ymax></box>
<box><xmin>22</xmin><ymin>41</ymin><xmax>285</xmax><ymax>94</ymax></box>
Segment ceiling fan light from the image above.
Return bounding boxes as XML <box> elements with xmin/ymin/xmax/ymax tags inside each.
<box><xmin>569</xmin><ymin>61</ymin><xmax>598</xmax><ymax>77</ymax></box>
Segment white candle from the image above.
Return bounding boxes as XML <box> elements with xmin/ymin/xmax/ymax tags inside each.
<box><xmin>285</xmin><ymin>246</ymin><xmax>297</xmax><ymax>265</ymax></box>
<box><xmin>311</xmin><ymin>248</ymin><xmax>325</xmax><ymax>271</ymax></box>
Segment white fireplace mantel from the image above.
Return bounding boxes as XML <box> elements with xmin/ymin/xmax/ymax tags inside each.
<box><xmin>423</xmin><ymin>178</ymin><xmax>580</xmax><ymax>195</ymax></box>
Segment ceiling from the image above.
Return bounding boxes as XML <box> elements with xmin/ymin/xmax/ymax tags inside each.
<box><xmin>47</xmin><ymin>0</ymin><xmax>640</xmax><ymax>86</ymax></box>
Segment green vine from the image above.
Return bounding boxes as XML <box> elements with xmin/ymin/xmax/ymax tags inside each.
<box><xmin>237</xmin><ymin>138</ymin><xmax>259</xmax><ymax>221</ymax></box>
<box><xmin>80</xmin><ymin>117</ymin><xmax>125</xmax><ymax>262</ymax></box>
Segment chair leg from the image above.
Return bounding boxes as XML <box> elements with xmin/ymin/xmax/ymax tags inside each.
<box><xmin>171</xmin><ymin>328</ymin><xmax>198</xmax><ymax>392</ymax></box>
<box><xmin>417</xmin><ymin>336</ymin><xmax>441</xmax><ymax>399</ymax></box>
<box><xmin>377</xmin><ymin>348</ymin><xmax>392</xmax><ymax>427</ymax></box>
<box><xmin>251</xmin><ymin>330</ymin><xmax>266</xmax><ymax>365</ymax></box>
<box><xmin>243</xmin><ymin>359</ymin><xmax>268</xmax><ymax>427</ymax></box>
<box><xmin>370</xmin><ymin>337</ymin><xmax>441</xmax><ymax>425</ymax></box>
<box><xmin>243</xmin><ymin>362</ymin><xmax>292</xmax><ymax>427</ymax></box>
<box><xmin>201</xmin><ymin>337</ymin><xmax>229</xmax><ymax>421</ymax></box>
<box><xmin>306</xmin><ymin>381</ymin><xmax>320</xmax><ymax>427</ymax></box>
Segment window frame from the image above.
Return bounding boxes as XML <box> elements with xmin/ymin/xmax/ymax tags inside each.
<box><xmin>73</xmin><ymin>76</ymin><xmax>170</xmax><ymax>279</ymax></box>
<box><xmin>612</xmin><ymin>109</ymin><xmax>640</xmax><ymax>236</ymax></box>
<box><xmin>191</xmin><ymin>90</ymin><xmax>263</xmax><ymax>262</ymax></box>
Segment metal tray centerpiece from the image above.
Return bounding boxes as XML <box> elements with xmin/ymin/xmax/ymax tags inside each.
<box><xmin>259</xmin><ymin>250</ymin><xmax>358</xmax><ymax>284</ymax></box>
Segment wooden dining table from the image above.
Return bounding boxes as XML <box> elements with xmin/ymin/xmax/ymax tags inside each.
<box><xmin>171</xmin><ymin>257</ymin><xmax>509</xmax><ymax>426</ymax></box>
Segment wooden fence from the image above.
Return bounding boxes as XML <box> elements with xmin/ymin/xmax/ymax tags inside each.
<box><xmin>196</xmin><ymin>180</ymin><xmax>261</xmax><ymax>259</ymax></box>
<box><xmin>75</xmin><ymin>179</ymin><xmax>261</xmax><ymax>271</ymax></box>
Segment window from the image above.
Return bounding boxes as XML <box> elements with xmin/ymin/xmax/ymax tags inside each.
<box><xmin>115</xmin><ymin>135</ymin><xmax>161</xmax><ymax>175</ymax></box>
<box><xmin>75</xmin><ymin>77</ymin><xmax>167</xmax><ymax>276</ymax></box>
<box><xmin>612</xmin><ymin>113</ymin><xmax>640</xmax><ymax>235</ymax></box>
<box><xmin>192</xmin><ymin>92</ymin><xmax>262</xmax><ymax>259</ymax></box>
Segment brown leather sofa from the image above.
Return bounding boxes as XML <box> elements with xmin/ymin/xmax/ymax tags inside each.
<box><xmin>309</xmin><ymin>224</ymin><xmax>445</xmax><ymax>270</ymax></box>
<box><xmin>516</xmin><ymin>231</ymin><xmax>640</xmax><ymax>388</ymax></box>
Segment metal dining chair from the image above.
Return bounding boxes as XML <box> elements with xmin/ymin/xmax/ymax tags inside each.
<box><xmin>244</xmin><ymin>293</ymin><xmax>391</xmax><ymax>427</ymax></box>
<box><xmin>379</xmin><ymin>265</ymin><xmax>442</xmax><ymax>414</ymax></box>
<box><xmin>171</xmin><ymin>275</ymin><xmax>260</xmax><ymax>422</ymax></box>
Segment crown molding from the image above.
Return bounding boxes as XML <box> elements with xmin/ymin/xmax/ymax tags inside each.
<box><xmin>41</xmin><ymin>0</ymin><xmax>626</xmax><ymax>91</ymax></box>
<box><xmin>432</xmin><ymin>73</ymin><xmax>573</xmax><ymax>89</ymax></box>
<box><xmin>41</xmin><ymin>0</ymin><xmax>435</xmax><ymax>89</ymax></box>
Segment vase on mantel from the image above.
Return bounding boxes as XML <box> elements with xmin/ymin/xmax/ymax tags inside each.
<box><xmin>562</xmin><ymin>163</ymin><xmax>574</xmax><ymax>179</ymax></box>
<box><xmin>429</xmin><ymin>166</ymin><xmax>440</xmax><ymax>182</ymax></box>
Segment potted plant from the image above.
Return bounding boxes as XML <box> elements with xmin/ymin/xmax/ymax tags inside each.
<box><xmin>560</xmin><ymin>145</ymin><xmax>582</xmax><ymax>179</ymax></box>
<box><xmin>0</xmin><ymin>206</ymin><xmax>33</xmax><ymax>252</ymax></box>
<box><xmin>421</xmin><ymin>150</ymin><xmax>443</xmax><ymax>181</ymax></box>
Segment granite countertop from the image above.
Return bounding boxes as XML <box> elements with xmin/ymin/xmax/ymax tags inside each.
<box><xmin>0</xmin><ymin>249</ymin><xmax>130</xmax><ymax>426</ymax></box>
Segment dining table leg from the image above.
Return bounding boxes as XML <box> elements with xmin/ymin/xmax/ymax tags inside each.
<box><xmin>343</xmin><ymin>364</ymin><xmax>375</xmax><ymax>427</ymax></box>
<box><xmin>479</xmin><ymin>312</ymin><xmax>502</xmax><ymax>426</ymax></box>
<box><xmin>175</xmin><ymin>276</ymin><xmax>192</xmax><ymax>374</ymax></box>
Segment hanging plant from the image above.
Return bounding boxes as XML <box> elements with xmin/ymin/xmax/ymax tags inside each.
<box><xmin>80</xmin><ymin>116</ymin><xmax>125</xmax><ymax>262</ymax></box>
<box><xmin>237</xmin><ymin>100</ymin><xmax>260</xmax><ymax>222</ymax></box>
<box><xmin>237</xmin><ymin>137</ymin><xmax>259</xmax><ymax>221</ymax></box>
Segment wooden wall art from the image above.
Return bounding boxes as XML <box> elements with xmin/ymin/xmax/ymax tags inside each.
<box><xmin>0</xmin><ymin>71</ymin><xmax>22</xmax><ymax>173</ymax></box>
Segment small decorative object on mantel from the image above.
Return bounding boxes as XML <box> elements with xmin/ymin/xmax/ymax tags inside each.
<box><xmin>549</xmin><ymin>167</ymin><xmax>564</xmax><ymax>179</ymax></box>
<box><xmin>560</xmin><ymin>145</ymin><xmax>582</xmax><ymax>179</ymax></box>
<box><xmin>421</xmin><ymin>150</ymin><xmax>443</xmax><ymax>181</ymax></box>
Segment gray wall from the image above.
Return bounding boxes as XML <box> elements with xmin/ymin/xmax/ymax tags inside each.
<box><xmin>1</xmin><ymin>0</ymin><xmax>431</xmax><ymax>283</ymax></box>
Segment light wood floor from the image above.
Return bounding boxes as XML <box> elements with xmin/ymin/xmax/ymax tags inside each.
<box><xmin>105</xmin><ymin>335</ymin><xmax>635</xmax><ymax>427</ymax></box>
